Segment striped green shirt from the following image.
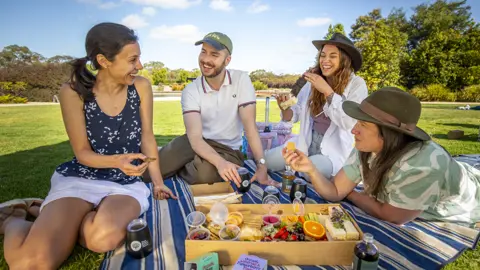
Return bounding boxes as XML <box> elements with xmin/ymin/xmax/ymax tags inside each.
<box><xmin>343</xmin><ymin>141</ymin><xmax>480</xmax><ymax>226</ymax></box>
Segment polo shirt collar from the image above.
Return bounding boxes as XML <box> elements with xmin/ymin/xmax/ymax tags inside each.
<box><xmin>201</xmin><ymin>69</ymin><xmax>232</xmax><ymax>93</ymax></box>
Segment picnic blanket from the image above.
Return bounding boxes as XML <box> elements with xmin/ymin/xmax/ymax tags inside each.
<box><xmin>100</xmin><ymin>158</ymin><xmax>480</xmax><ymax>270</ymax></box>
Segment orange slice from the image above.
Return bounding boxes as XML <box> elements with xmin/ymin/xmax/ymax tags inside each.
<box><xmin>303</xmin><ymin>220</ymin><xmax>325</xmax><ymax>240</ymax></box>
<box><xmin>287</xmin><ymin>142</ymin><xmax>296</xmax><ymax>151</ymax></box>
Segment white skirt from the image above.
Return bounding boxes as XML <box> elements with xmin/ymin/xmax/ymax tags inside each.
<box><xmin>40</xmin><ymin>172</ymin><xmax>151</xmax><ymax>215</ymax></box>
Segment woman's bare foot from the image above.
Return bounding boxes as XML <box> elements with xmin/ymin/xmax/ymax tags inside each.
<box><xmin>24</xmin><ymin>198</ymin><xmax>44</xmax><ymax>218</ymax></box>
<box><xmin>28</xmin><ymin>205</ymin><xmax>40</xmax><ymax>218</ymax></box>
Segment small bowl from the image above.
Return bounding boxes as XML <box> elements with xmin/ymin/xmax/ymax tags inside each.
<box><xmin>219</xmin><ymin>224</ymin><xmax>241</xmax><ymax>241</ymax></box>
<box><xmin>225</xmin><ymin>211</ymin><xmax>244</xmax><ymax>226</ymax></box>
<box><xmin>187</xmin><ymin>227</ymin><xmax>211</xmax><ymax>240</ymax></box>
<box><xmin>262</xmin><ymin>214</ymin><xmax>281</xmax><ymax>226</ymax></box>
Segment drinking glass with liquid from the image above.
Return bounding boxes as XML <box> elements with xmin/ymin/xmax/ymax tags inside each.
<box><xmin>237</xmin><ymin>167</ymin><xmax>251</xmax><ymax>193</ymax></box>
<box><xmin>126</xmin><ymin>218</ymin><xmax>153</xmax><ymax>259</ymax></box>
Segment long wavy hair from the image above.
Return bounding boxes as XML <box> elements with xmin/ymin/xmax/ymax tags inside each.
<box><xmin>308</xmin><ymin>46</ymin><xmax>353</xmax><ymax>117</ymax></box>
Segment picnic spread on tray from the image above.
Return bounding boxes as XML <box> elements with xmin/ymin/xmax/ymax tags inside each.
<box><xmin>182</xmin><ymin>182</ymin><xmax>378</xmax><ymax>267</ymax></box>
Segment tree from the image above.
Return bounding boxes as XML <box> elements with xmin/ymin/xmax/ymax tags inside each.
<box><xmin>324</xmin><ymin>24</ymin><xmax>346</xmax><ymax>39</ymax></box>
<box><xmin>177</xmin><ymin>69</ymin><xmax>190</xmax><ymax>83</ymax></box>
<box><xmin>0</xmin><ymin>45</ymin><xmax>45</xmax><ymax>67</ymax></box>
<box><xmin>407</xmin><ymin>0</ymin><xmax>474</xmax><ymax>50</ymax></box>
<box><xmin>403</xmin><ymin>0</ymin><xmax>479</xmax><ymax>90</ymax></box>
<box><xmin>47</xmin><ymin>55</ymin><xmax>75</xmax><ymax>64</ymax></box>
<box><xmin>350</xmin><ymin>9</ymin><xmax>408</xmax><ymax>91</ymax></box>
<box><xmin>151</xmin><ymin>68</ymin><xmax>168</xmax><ymax>85</ymax></box>
<box><xmin>144</xmin><ymin>61</ymin><xmax>165</xmax><ymax>71</ymax></box>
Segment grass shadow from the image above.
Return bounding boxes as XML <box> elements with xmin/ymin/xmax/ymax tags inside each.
<box><xmin>441</xmin><ymin>123</ymin><xmax>480</xmax><ymax>129</ymax></box>
<box><xmin>0</xmin><ymin>135</ymin><xmax>179</xmax><ymax>270</ymax></box>
<box><xmin>432</xmin><ymin>133</ymin><xmax>479</xmax><ymax>142</ymax></box>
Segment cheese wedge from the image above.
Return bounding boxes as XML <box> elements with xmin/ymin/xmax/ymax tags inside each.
<box><xmin>316</xmin><ymin>214</ymin><xmax>329</xmax><ymax>227</ymax></box>
<box><xmin>344</xmin><ymin>220</ymin><xmax>360</xmax><ymax>240</ymax></box>
<box><xmin>325</xmin><ymin>218</ymin><xmax>346</xmax><ymax>240</ymax></box>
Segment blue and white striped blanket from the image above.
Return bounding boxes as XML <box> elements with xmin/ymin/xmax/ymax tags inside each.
<box><xmin>100</xmin><ymin>160</ymin><xmax>479</xmax><ymax>270</ymax></box>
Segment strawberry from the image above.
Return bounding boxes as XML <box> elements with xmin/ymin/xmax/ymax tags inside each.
<box><xmin>291</xmin><ymin>234</ymin><xmax>298</xmax><ymax>241</ymax></box>
<box><xmin>274</xmin><ymin>227</ymin><xmax>286</xmax><ymax>238</ymax></box>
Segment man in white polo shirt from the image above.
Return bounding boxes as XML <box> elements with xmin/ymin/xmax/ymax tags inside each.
<box><xmin>144</xmin><ymin>32</ymin><xmax>268</xmax><ymax>186</ymax></box>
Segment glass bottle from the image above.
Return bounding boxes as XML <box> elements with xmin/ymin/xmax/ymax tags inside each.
<box><xmin>352</xmin><ymin>233</ymin><xmax>379</xmax><ymax>270</ymax></box>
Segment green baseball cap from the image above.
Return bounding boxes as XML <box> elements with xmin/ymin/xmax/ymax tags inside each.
<box><xmin>195</xmin><ymin>32</ymin><xmax>233</xmax><ymax>54</ymax></box>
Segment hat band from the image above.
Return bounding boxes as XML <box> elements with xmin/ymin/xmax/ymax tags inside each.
<box><xmin>359</xmin><ymin>100</ymin><xmax>416</xmax><ymax>132</ymax></box>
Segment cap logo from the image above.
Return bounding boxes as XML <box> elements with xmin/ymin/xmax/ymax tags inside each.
<box><xmin>206</xmin><ymin>33</ymin><xmax>221</xmax><ymax>40</ymax></box>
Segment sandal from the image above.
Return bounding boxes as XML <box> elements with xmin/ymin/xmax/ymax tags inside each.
<box><xmin>0</xmin><ymin>199</ymin><xmax>28</xmax><ymax>234</ymax></box>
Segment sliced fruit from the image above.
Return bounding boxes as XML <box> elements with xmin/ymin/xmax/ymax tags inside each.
<box><xmin>303</xmin><ymin>220</ymin><xmax>326</xmax><ymax>240</ymax></box>
<box><xmin>299</xmin><ymin>216</ymin><xmax>305</xmax><ymax>224</ymax></box>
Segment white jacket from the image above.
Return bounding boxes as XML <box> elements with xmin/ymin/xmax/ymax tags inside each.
<box><xmin>283</xmin><ymin>73</ymin><xmax>368</xmax><ymax>176</ymax></box>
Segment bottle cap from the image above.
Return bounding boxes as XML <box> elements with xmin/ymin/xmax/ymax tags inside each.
<box><xmin>364</xmin><ymin>233</ymin><xmax>374</xmax><ymax>243</ymax></box>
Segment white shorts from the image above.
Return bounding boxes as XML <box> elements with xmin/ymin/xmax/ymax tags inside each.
<box><xmin>40</xmin><ymin>172</ymin><xmax>151</xmax><ymax>215</ymax></box>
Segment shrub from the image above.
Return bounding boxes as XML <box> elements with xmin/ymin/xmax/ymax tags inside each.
<box><xmin>171</xmin><ymin>83</ymin><xmax>185</xmax><ymax>91</ymax></box>
<box><xmin>0</xmin><ymin>63</ymin><xmax>69</xmax><ymax>90</ymax></box>
<box><xmin>25</xmin><ymin>88</ymin><xmax>60</xmax><ymax>102</ymax></box>
<box><xmin>0</xmin><ymin>81</ymin><xmax>28</xmax><ymax>94</ymax></box>
<box><xmin>456</xmin><ymin>85</ymin><xmax>480</xmax><ymax>102</ymax></box>
<box><xmin>252</xmin><ymin>80</ymin><xmax>268</xmax><ymax>90</ymax></box>
<box><xmin>410</xmin><ymin>84</ymin><xmax>455</xmax><ymax>102</ymax></box>
<box><xmin>0</xmin><ymin>94</ymin><xmax>28</xmax><ymax>104</ymax></box>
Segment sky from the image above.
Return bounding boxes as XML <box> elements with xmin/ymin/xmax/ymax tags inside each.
<box><xmin>1</xmin><ymin>0</ymin><xmax>479</xmax><ymax>75</ymax></box>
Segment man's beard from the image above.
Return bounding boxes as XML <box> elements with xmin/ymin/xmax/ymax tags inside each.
<box><xmin>201</xmin><ymin>61</ymin><xmax>227</xmax><ymax>78</ymax></box>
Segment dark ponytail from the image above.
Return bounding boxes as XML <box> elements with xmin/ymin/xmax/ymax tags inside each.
<box><xmin>69</xmin><ymin>22</ymin><xmax>138</xmax><ymax>102</ymax></box>
<box><xmin>69</xmin><ymin>56</ymin><xmax>96</xmax><ymax>102</ymax></box>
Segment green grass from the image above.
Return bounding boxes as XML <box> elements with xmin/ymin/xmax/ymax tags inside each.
<box><xmin>0</xmin><ymin>101</ymin><xmax>479</xmax><ymax>269</ymax></box>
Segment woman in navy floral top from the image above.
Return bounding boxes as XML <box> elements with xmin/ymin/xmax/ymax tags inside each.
<box><xmin>0</xmin><ymin>22</ymin><xmax>176</xmax><ymax>269</ymax></box>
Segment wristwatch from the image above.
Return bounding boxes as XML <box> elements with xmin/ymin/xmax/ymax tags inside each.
<box><xmin>257</xmin><ymin>158</ymin><xmax>266</xmax><ymax>166</ymax></box>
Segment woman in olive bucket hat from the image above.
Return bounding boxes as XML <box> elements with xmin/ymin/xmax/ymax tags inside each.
<box><xmin>283</xmin><ymin>87</ymin><xmax>480</xmax><ymax>227</ymax></box>
<box><xmin>265</xmin><ymin>33</ymin><xmax>368</xmax><ymax>179</ymax></box>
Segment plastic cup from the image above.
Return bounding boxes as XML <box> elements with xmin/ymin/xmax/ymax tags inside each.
<box><xmin>187</xmin><ymin>227</ymin><xmax>211</xmax><ymax>240</ymax></box>
<box><xmin>186</xmin><ymin>211</ymin><xmax>206</xmax><ymax>228</ymax></box>
<box><xmin>209</xmin><ymin>202</ymin><xmax>229</xmax><ymax>225</ymax></box>
<box><xmin>219</xmin><ymin>224</ymin><xmax>241</xmax><ymax>241</ymax></box>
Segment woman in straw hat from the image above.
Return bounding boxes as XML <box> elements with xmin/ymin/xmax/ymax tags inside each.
<box><xmin>283</xmin><ymin>87</ymin><xmax>480</xmax><ymax>227</ymax></box>
<box><xmin>267</xmin><ymin>33</ymin><xmax>368</xmax><ymax>179</ymax></box>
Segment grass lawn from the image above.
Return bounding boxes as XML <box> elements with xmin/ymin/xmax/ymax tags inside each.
<box><xmin>0</xmin><ymin>101</ymin><xmax>479</xmax><ymax>269</ymax></box>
